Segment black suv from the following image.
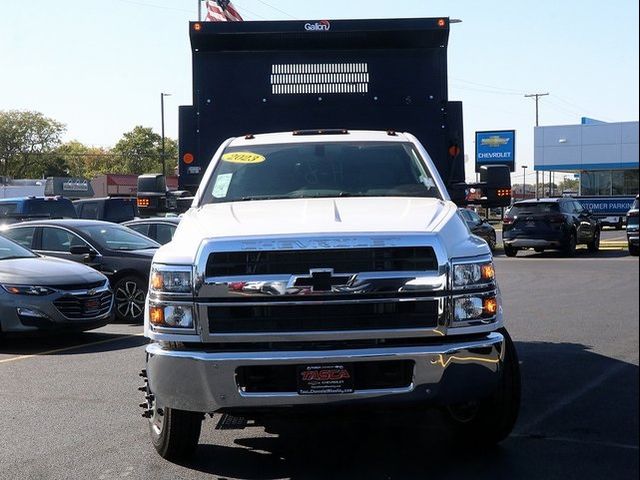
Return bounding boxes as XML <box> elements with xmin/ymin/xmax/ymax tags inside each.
<box><xmin>74</xmin><ymin>197</ymin><xmax>138</xmax><ymax>224</ymax></box>
<box><xmin>503</xmin><ymin>198</ymin><xmax>600</xmax><ymax>257</ymax></box>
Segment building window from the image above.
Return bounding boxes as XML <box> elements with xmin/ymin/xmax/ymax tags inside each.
<box><xmin>581</xmin><ymin>169</ymin><xmax>639</xmax><ymax>196</ymax></box>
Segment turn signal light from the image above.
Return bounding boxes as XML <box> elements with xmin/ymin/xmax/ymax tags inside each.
<box><xmin>151</xmin><ymin>272</ymin><xmax>164</xmax><ymax>290</ymax></box>
<box><xmin>437</xmin><ymin>18</ymin><xmax>446</xmax><ymax>27</ymax></box>
<box><xmin>481</xmin><ymin>264</ymin><xmax>495</xmax><ymax>281</ymax></box>
<box><xmin>193</xmin><ymin>22</ymin><xmax>202</xmax><ymax>31</ymax></box>
<box><xmin>183</xmin><ymin>153</ymin><xmax>194</xmax><ymax>164</ymax></box>
<box><xmin>137</xmin><ymin>197</ymin><xmax>150</xmax><ymax>208</ymax></box>
<box><xmin>497</xmin><ymin>189</ymin><xmax>511</xmax><ymax>197</ymax></box>
<box><xmin>149</xmin><ymin>306</ymin><xmax>164</xmax><ymax>326</ymax></box>
<box><xmin>483</xmin><ymin>297</ymin><xmax>498</xmax><ymax>316</ymax></box>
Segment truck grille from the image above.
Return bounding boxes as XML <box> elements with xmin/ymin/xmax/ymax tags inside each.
<box><xmin>208</xmin><ymin>299</ymin><xmax>438</xmax><ymax>334</ymax></box>
<box><xmin>207</xmin><ymin>247</ymin><xmax>437</xmax><ymax>277</ymax></box>
<box><xmin>54</xmin><ymin>291</ymin><xmax>113</xmax><ymax>319</ymax></box>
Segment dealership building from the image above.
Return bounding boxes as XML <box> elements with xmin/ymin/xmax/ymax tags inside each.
<box><xmin>534</xmin><ymin>120</ymin><xmax>639</xmax><ymax>196</ymax></box>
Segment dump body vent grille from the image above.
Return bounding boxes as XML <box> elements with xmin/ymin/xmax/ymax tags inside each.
<box><xmin>271</xmin><ymin>63</ymin><xmax>369</xmax><ymax>95</ymax></box>
<box><xmin>207</xmin><ymin>247</ymin><xmax>438</xmax><ymax>277</ymax></box>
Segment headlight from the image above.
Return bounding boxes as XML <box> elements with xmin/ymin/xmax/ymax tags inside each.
<box><xmin>149</xmin><ymin>304</ymin><xmax>194</xmax><ymax>329</ymax></box>
<box><xmin>2</xmin><ymin>285</ymin><xmax>56</xmax><ymax>296</ymax></box>
<box><xmin>454</xmin><ymin>295</ymin><xmax>498</xmax><ymax>323</ymax></box>
<box><xmin>452</xmin><ymin>261</ymin><xmax>495</xmax><ymax>289</ymax></box>
<box><xmin>150</xmin><ymin>265</ymin><xmax>193</xmax><ymax>294</ymax></box>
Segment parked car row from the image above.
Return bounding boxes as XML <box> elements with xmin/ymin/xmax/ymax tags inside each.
<box><xmin>0</xmin><ymin>196</ymin><xmax>184</xmax><ymax>337</ymax></box>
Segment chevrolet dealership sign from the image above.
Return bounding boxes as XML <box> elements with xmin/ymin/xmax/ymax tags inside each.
<box><xmin>476</xmin><ymin>130</ymin><xmax>516</xmax><ymax>172</ymax></box>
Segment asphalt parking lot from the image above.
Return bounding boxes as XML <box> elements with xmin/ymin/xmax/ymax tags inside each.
<box><xmin>0</xmin><ymin>250</ymin><xmax>638</xmax><ymax>480</ymax></box>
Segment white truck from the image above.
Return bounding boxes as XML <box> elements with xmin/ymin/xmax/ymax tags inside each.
<box><xmin>140</xmin><ymin>129</ymin><xmax>521</xmax><ymax>460</ymax></box>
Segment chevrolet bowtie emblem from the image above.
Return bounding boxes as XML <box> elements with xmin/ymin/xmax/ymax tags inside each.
<box><xmin>293</xmin><ymin>269</ymin><xmax>352</xmax><ymax>292</ymax></box>
<box><xmin>481</xmin><ymin>136</ymin><xmax>510</xmax><ymax>148</ymax></box>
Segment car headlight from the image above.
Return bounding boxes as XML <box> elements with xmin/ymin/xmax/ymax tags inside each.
<box><xmin>2</xmin><ymin>285</ymin><xmax>56</xmax><ymax>296</ymax></box>
<box><xmin>453</xmin><ymin>295</ymin><xmax>498</xmax><ymax>323</ymax></box>
<box><xmin>149</xmin><ymin>304</ymin><xmax>194</xmax><ymax>329</ymax></box>
<box><xmin>452</xmin><ymin>261</ymin><xmax>495</xmax><ymax>289</ymax></box>
<box><xmin>150</xmin><ymin>265</ymin><xmax>193</xmax><ymax>294</ymax></box>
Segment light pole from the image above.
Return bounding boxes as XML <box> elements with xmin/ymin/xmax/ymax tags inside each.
<box><xmin>160</xmin><ymin>93</ymin><xmax>172</xmax><ymax>177</ymax></box>
<box><xmin>525</xmin><ymin>92</ymin><xmax>549</xmax><ymax>199</ymax></box>
<box><xmin>522</xmin><ymin>165</ymin><xmax>528</xmax><ymax>199</ymax></box>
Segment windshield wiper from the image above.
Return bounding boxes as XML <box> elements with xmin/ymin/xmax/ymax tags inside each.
<box><xmin>0</xmin><ymin>255</ymin><xmax>35</xmax><ymax>260</ymax></box>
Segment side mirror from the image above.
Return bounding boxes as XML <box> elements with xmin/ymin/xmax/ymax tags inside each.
<box><xmin>70</xmin><ymin>245</ymin><xmax>96</xmax><ymax>257</ymax></box>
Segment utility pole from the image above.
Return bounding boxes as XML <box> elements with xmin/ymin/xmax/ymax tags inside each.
<box><xmin>160</xmin><ymin>93</ymin><xmax>171</xmax><ymax>177</ymax></box>
<box><xmin>198</xmin><ymin>0</ymin><xmax>202</xmax><ymax>21</ymax></box>
<box><xmin>525</xmin><ymin>92</ymin><xmax>549</xmax><ymax>199</ymax></box>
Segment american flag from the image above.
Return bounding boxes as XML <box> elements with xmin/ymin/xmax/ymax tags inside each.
<box><xmin>204</xmin><ymin>0</ymin><xmax>243</xmax><ymax>22</ymax></box>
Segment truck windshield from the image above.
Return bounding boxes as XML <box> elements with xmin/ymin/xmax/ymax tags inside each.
<box><xmin>201</xmin><ymin>142</ymin><xmax>441</xmax><ymax>204</ymax></box>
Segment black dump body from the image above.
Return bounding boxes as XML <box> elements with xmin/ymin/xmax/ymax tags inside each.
<box><xmin>179</xmin><ymin>17</ymin><xmax>465</xmax><ymax>194</ymax></box>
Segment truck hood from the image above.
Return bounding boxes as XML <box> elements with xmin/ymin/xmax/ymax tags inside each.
<box><xmin>188</xmin><ymin>197</ymin><xmax>451</xmax><ymax>235</ymax></box>
<box><xmin>155</xmin><ymin>197</ymin><xmax>489</xmax><ymax>264</ymax></box>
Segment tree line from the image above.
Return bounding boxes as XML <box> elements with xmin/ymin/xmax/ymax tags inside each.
<box><xmin>0</xmin><ymin>110</ymin><xmax>178</xmax><ymax>179</ymax></box>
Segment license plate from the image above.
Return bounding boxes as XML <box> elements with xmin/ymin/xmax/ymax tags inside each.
<box><xmin>85</xmin><ymin>299</ymin><xmax>100</xmax><ymax>310</ymax></box>
<box><xmin>297</xmin><ymin>364</ymin><xmax>354</xmax><ymax>395</ymax></box>
<box><xmin>525</xmin><ymin>221</ymin><xmax>536</xmax><ymax>228</ymax></box>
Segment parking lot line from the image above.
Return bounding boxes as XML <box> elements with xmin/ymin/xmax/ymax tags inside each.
<box><xmin>519</xmin><ymin>362</ymin><xmax>629</xmax><ymax>434</ymax></box>
<box><xmin>0</xmin><ymin>333</ymin><xmax>145</xmax><ymax>365</ymax></box>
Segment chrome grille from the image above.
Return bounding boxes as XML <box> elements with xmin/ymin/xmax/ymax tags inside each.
<box><xmin>208</xmin><ymin>298</ymin><xmax>439</xmax><ymax>334</ymax></box>
<box><xmin>207</xmin><ymin>247</ymin><xmax>438</xmax><ymax>277</ymax></box>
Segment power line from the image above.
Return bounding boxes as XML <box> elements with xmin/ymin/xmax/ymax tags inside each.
<box><xmin>113</xmin><ymin>0</ymin><xmax>192</xmax><ymax>14</ymax></box>
<box><xmin>252</xmin><ymin>0</ymin><xmax>297</xmax><ymax>19</ymax></box>
<box><xmin>451</xmin><ymin>78</ymin><xmax>526</xmax><ymax>95</ymax></box>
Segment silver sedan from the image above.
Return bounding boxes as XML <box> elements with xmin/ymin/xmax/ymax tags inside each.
<box><xmin>0</xmin><ymin>235</ymin><xmax>113</xmax><ymax>335</ymax></box>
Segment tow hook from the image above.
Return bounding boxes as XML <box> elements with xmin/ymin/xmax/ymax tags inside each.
<box><xmin>139</xmin><ymin>369</ymin><xmax>155</xmax><ymax>419</ymax></box>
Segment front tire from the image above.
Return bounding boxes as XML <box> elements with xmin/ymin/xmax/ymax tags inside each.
<box><xmin>504</xmin><ymin>245</ymin><xmax>518</xmax><ymax>257</ymax></box>
<box><xmin>587</xmin><ymin>229</ymin><xmax>601</xmax><ymax>253</ymax></box>
<box><xmin>630</xmin><ymin>243</ymin><xmax>639</xmax><ymax>256</ymax></box>
<box><xmin>444</xmin><ymin>328</ymin><xmax>521</xmax><ymax>445</ymax></box>
<box><xmin>149</xmin><ymin>406</ymin><xmax>203</xmax><ymax>462</ymax></box>
<box><xmin>563</xmin><ymin>232</ymin><xmax>577</xmax><ymax>257</ymax></box>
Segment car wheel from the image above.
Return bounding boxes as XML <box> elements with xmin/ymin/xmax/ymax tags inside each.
<box><xmin>488</xmin><ymin>233</ymin><xmax>497</xmax><ymax>253</ymax></box>
<box><xmin>444</xmin><ymin>328</ymin><xmax>521</xmax><ymax>445</ymax></box>
<box><xmin>630</xmin><ymin>243</ymin><xmax>640</xmax><ymax>256</ymax></box>
<box><xmin>504</xmin><ymin>245</ymin><xmax>518</xmax><ymax>257</ymax></box>
<box><xmin>534</xmin><ymin>247</ymin><xmax>545</xmax><ymax>253</ymax></box>
<box><xmin>114</xmin><ymin>276</ymin><xmax>146</xmax><ymax>323</ymax></box>
<box><xmin>587</xmin><ymin>229</ymin><xmax>601</xmax><ymax>253</ymax></box>
<box><xmin>563</xmin><ymin>232</ymin><xmax>577</xmax><ymax>257</ymax></box>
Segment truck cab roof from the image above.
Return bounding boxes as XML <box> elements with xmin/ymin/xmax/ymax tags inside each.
<box><xmin>227</xmin><ymin>130</ymin><xmax>414</xmax><ymax>148</ymax></box>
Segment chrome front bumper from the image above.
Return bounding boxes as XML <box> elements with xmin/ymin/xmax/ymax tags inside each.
<box><xmin>146</xmin><ymin>332</ymin><xmax>505</xmax><ymax>413</ymax></box>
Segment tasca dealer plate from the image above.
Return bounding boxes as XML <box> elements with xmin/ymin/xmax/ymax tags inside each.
<box><xmin>297</xmin><ymin>364</ymin><xmax>354</xmax><ymax>395</ymax></box>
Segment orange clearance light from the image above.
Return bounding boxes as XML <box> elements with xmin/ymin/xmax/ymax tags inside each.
<box><xmin>194</xmin><ymin>22</ymin><xmax>202</xmax><ymax>31</ymax></box>
<box><xmin>149</xmin><ymin>306</ymin><xmax>165</xmax><ymax>326</ymax></box>
<box><xmin>481</xmin><ymin>264</ymin><xmax>495</xmax><ymax>281</ymax></box>
<box><xmin>437</xmin><ymin>18</ymin><xmax>446</xmax><ymax>27</ymax></box>
<box><xmin>137</xmin><ymin>197</ymin><xmax>150</xmax><ymax>208</ymax></box>
<box><xmin>151</xmin><ymin>272</ymin><xmax>164</xmax><ymax>290</ymax></box>
<box><xmin>183</xmin><ymin>152</ymin><xmax>194</xmax><ymax>164</ymax></box>
<box><xmin>484</xmin><ymin>297</ymin><xmax>498</xmax><ymax>316</ymax></box>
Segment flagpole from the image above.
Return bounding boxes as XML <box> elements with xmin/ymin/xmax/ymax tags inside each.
<box><xmin>197</xmin><ymin>0</ymin><xmax>201</xmax><ymax>21</ymax></box>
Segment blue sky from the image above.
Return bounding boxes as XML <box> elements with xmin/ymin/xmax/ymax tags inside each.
<box><xmin>1</xmin><ymin>0</ymin><xmax>638</xmax><ymax>181</ymax></box>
